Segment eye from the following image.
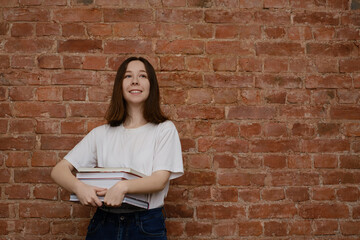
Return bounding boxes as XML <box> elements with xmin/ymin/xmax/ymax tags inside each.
<box><xmin>124</xmin><ymin>74</ymin><xmax>132</xmax><ymax>79</ymax></box>
<box><xmin>140</xmin><ymin>74</ymin><xmax>148</xmax><ymax>78</ymax></box>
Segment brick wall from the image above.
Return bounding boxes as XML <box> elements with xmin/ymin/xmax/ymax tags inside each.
<box><xmin>1</xmin><ymin>0</ymin><xmax>360</xmax><ymax>239</ymax></box>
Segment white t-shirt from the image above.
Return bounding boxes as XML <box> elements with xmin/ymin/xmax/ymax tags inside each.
<box><xmin>64</xmin><ymin>120</ymin><xmax>184</xmax><ymax>209</ymax></box>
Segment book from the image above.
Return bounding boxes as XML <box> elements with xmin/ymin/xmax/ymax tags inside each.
<box><xmin>69</xmin><ymin>194</ymin><xmax>149</xmax><ymax>209</ymax></box>
<box><xmin>70</xmin><ymin>167</ymin><xmax>149</xmax><ymax>209</ymax></box>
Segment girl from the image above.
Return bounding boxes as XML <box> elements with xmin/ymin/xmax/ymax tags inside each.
<box><xmin>51</xmin><ymin>57</ymin><xmax>184</xmax><ymax>240</ymax></box>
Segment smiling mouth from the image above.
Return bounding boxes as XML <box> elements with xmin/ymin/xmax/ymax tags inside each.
<box><xmin>129</xmin><ymin>90</ymin><xmax>142</xmax><ymax>94</ymax></box>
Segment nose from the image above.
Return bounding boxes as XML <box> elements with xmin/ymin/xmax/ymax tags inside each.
<box><xmin>130</xmin><ymin>77</ymin><xmax>139</xmax><ymax>85</ymax></box>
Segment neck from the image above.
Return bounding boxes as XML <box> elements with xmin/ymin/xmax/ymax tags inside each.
<box><xmin>124</xmin><ymin>105</ymin><xmax>147</xmax><ymax>129</ymax></box>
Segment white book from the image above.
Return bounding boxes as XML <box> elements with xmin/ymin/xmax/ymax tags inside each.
<box><xmin>70</xmin><ymin>167</ymin><xmax>149</xmax><ymax>209</ymax></box>
<box><xmin>70</xmin><ymin>194</ymin><xmax>149</xmax><ymax>209</ymax></box>
<box><xmin>77</xmin><ymin>167</ymin><xmax>146</xmax><ymax>178</ymax></box>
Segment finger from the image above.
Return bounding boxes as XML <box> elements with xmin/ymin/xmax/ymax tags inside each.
<box><xmin>94</xmin><ymin>196</ymin><xmax>103</xmax><ymax>207</ymax></box>
<box><xmin>96</xmin><ymin>189</ymin><xmax>107</xmax><ymax>196</ymax></box>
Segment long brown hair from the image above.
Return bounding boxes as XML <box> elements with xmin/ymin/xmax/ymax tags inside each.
<box><xmin>105</xmin><ymin>57</ymin><xmax>168</xmax><ymax>127</ymax></box>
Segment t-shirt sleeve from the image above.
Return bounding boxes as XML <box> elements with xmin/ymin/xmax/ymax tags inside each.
<box><xmin>63</xmin><ymin>127</ymin><xmax>100</xmax><ymax>170</ymax></box>
<box><xmin>153</xmin><ymin>121</ymin><xmax>184</xmax><ymax>180</ymax></box>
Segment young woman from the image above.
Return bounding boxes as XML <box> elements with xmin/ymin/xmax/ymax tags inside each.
<box><xmin>51</xmin><ymin>57</ymin><xmax>183</xmax><ymax>240</ymax></box>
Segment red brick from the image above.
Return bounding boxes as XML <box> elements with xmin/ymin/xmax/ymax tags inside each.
<box><xmin>314</xmin><ymin>58</ymin><xmax>338</xmax><ymax>73</ymax></box>
<box><xmin>213</xmin><ymin>154</ymin><xmax>236</xmax><ymax>169</ymax></box>
<box><xmin>215</xmin><ymin>25</ymin><xmax>238</xmax><ymax>39</ymax></box>
<box><xmin>314</xmin><ymin>154</ymin><xmax>338</xmax><ymax>168</ymax></box>
<box><xmin>83</xmin><ymin>56</ymin><xmax>106</xmax><ymax>70</ymax></box>
<box><xmin>254</xmin><ymin>11</ymin><xmax>291</xmax><ymax>25</ymax></box>
<box><xmin>185</xmin><ymin>221</ymin><xmax>212</xmax><ymax>236</ymax></box>
<box><xmin>218</xmin><ymin>171</ymin><xmax>265</xmax><ymax>186</ymax></box>
<box><xmin>256</xmin><ymin>74</ymin><xmax>302</xmax><ymax>88</ymax></box>
<box><xmin>238</xmin><ymin>221</ymin><xmax>262</xmax><ymax>236</ymax></box>
<box><xmin>5</xmin><ymin>185</ymin><xmax>30</xmax><ymax>199</ymax></box>
<box><xmin>9</xmin><ymin>119</ymin><xmax>35</xmax><ymax>134</ymax></box>
<box><xmin>6</xmin><ymin>151</ymin><xmax>30</xmax><ymax>167</ymax></box>
<box><xmin>239</xmin><ymin>189</ymin><xmax>261</xmax><ymax>202</ymax></box>
<box><xmin>33</xmin><ymin>184</ymin><xmax>57</xmax><ymax>200</ymax></box>
<box><xmin>160</xmin><ymin>56</ymin><xmax>185</xmax><ymax>71</ymax></box>
<box><xmin>331</xmin><ymin>106</ymin><xmax>360</xmax><ymax>120</ymax></box>
<box><xmin>63</xmin><ymin>87</ymin><xmax>86</xmax><ymax>101</ymax></box>
<box><xmin>306</xmin><ymin>74</ymin><xmax>352</xmax><ymax>89</ymax></box>
<box><xmin>103</xmin><ymin>8</ymin><xmax>153</xmax><ymax>22</ymax></box>
<box><xmin>294</xmin><ymin>11</ymin><xmax>339</xmax><ymax>25</ymax></box>
<box><xmin>189</xmin><ymin>24</ymin><xmax>213</xmax><ymax>38</ymax></box>
<box><xmin>314</xmin><ymin>220</ymin><xmax>338</xmax><ymax>235</ymax></box>
<box><xmin>38</xmin><ymin>55</ymin><xmax>62</xmax><ymax>69</ymax></box>
<box><xmin>337</xmin><ymin>89</ymin><xmax>360</xmax><ymax>103</ymax></box>
<box><xmin>5</xmin><ymin>39</ymin><xmax>54</xmax><ymax>53</ymax></box>
<box><xmin>187</xmin><ymin>154</ymin><xmax>211</xmax><ymax>169</ymax></box>
<box><xmin>264</xmin><ymin>155</ymin><xmax>286</xmax><ymax>169</ymax></box>
<box><xmin>14</xmin><ymin>102</ymin><xmax>66</xmax><ymax>118</ymax></box>
<box><xmin>52</xmin><ymin>221</ymin><xmax>76</xmax><ymax>235</ymax></box>
<box><xmin>156</xmin><ymin>9</ymin><xmax>202</xmax><ymax>23</ymax></box>
<box><xmin>11</xmin><ymin>23</ymin><xmax>34</xmax><ymax>37</ymax></box>
<box><xmin>340</xmin><ymin>58</ymin><xmax>360</xmax><ymax>72</ymax></box>
<box><xmin>197</xmin><ymin>204</ymin><xmax>245</xmax><ymax>219</ymax></box>
<box><xmin>58</xmin><ymin>39</ymin><xmax>102</xmax><ymax>53</ymax></box>
<box><xmin>288</xmin><ymin>155</ymin><xmax>312</xmax><ymax>169</ymax></box>
<box><xmin>323</xmin><ymin>171</ymin><xmax>360</xmax><ymax>185</ymax></box>
<box><xmin>3</xmin><ymin>8</ymin><xmax>50</xmax><ymax>21</ymax></box>
<box><xmin>63</xmin><ymin>56</ymin><xmax>83</xmax><ymax>69</ymax></box>
<box><xmin>36</xmin><ymin>119</ymin><xmax>60</xmax><ymax>134</ymax></box>
<box><xmin>286</xmin><ymin>187</ymin><xmax>310</xmax><ymax>202</ymax></box>
<box><xmin>337</xmin><ymin>187</ymin><xmax>359</xmax><ymax>202</ymax></box>
<box><xmin>290</xmin><ymin>221</ymin><xmax>313</xmax><ymax>236</ymax></box>
<box><xmin>206</xmin><ymin>41</ymin><xmax>253</xmax><ymax>55</ymax></box>
<box><xmin>228</xmin><ymin>106</ymin><xmax>276</xmax><ymax>120</ymax></box>
<box><xmin>256</xmin><ymin>42</ymin><xmax>304</xmax><ymax>56</ymax></box>
<box><xmin>252</xmin><ymin>140</ymin><xmax>299</xmax><ymax>153</ymax></box>
<box><xmin>36</xmin><ymin>23</ymin><xmax>61</xmax><ymax>36</ymax></box>
<box><xmin>189</xmin><ymin>186</ymin><xmax>211</xmax><ymax>201</ymax></box>
<box><xmin>340</xmin><ymin>221</ymin><xmax>360</xmax><ymax>235</ymax></box>
<box><xmin>205</xmin><ymin>73</ymin><xmax>253</xmax><ymax>88</ymax></box>
<box><xmin>166</xmin><ymin>221</ymin><xmax>184</xmax><ymax>237</ymax></box>
<box><xmin>165</xmin><ymin>203</ymin><xmax>194</xmax><ymax>218</ymax></box>
<box><xmin>156</xmin><ymin>40</ymin><xmax>203</xmax><ymax>54</ymax></box>
<box><xmin>69</xmin><ymin>103</ymin><xmax>110</xmax><ymax>117</ymax></box>
<box><xmin>237</xmin><ymin>26</ymin><xmax>260</xmax><ymax>41</ymax></box>
<box><xmin>264</xmin><ymin>0</ymin><xmax>288</xmax><ymax>8</ymax></box>
<box><xmin>205</xmin><ymin>10</ymin><xmax>252</xmax><ymax>23</ymax></box>
<box><xmin>340</xmin><ymin>155</ymin><xmax>360</xmax><ymax>169</ymax></box>
<box><xmin>249</xmin><ymin>203</ymin><xmax>297</xmax><ymax>218</ymax></box>
<box><xmin>198</xmin><ymin>137</ymin><xmax>248</xmax><ymax>153</ymax></box>
<box><xmin>264</xmin><ymin>26</ymin><xmax>286</xmax><ymax>39</ymax></box>
<box><xmin>177</xmin><ymin>106</ymin><xmax>224</xmax><ymax>120</ymax></box>
<box><xmin>14</xmin><ymin>168</ymin><xmax>52</xmax><ymax>183</ymax></box>
<box><xmin>41</xmin><ymin>136</ymin><xmax>83</xmax><ymax>150</ymax></box>
<box><xmin>0</xmin><ymin>136</ymin><xmax>36</xmax><ymax>150</ymax></box>
<box><xmin>213</xmin><ymin>88</ymin><xmax>238</xmax><ymax>104</ymax></box>
<box><xmin>240</xmin><ymin>123</ymin><xmax>262</xmax><ymax>138</ymax></box>
<box><xmin>53</xmin><ymin>8</ymin><xmax>101</xmax><ymax>22</ymax></box>
<box><xmin>213</xmin><ymin>222</ymin><xmax>237</xmax><ymax>236</ymax></box>
<box><xmin>19</xmin><ymin>203</ymin><xmax>71</xmax><ymax>218</ymax></box>
<box><xmin>211</xmin><ymin>187</ymin><xmax>238</xmax><ymax>202</ymax></box>
<box><xmin>306</xmin><ymin>43</ymin><xmax>357</xmax><ymax>57</ymax></box>
<box><xmin>299</xmin><ymin>203</ymin><xmax>349</xmax><ymax>219</ymax></box>
<box><xmin>271</xmin><ymin>172</ymin><xmax>319</xmax><ymax>186</ymax></box>
<box><xmin>104</xmin><ymin>40</ymin><xmax>151</xmax><ymax>54</ymax></box>
<box><xmin>312</xmin><ymin>187</ymin><xmax>336</xmax><ymax>200</ymax></box>
<box><xmin>173</xmin><ymin>171</ymin><xmax>216</xmax><ymax>186</ymax></box>
<box><xmin>158</xmin><ymin>72</ymin><xmax>202</xmax><ymax>87</ymax></box>
<box><xmin>87</xmin><ymin>23</ymin><xmax>112</xmax><ymax>36</ymax></box>
<box><xmin>262</xmin><ymin>188</ymin><xmax>285</xmax><ymax>201</ymax></box>
<box><xmin>31</xmin><ymin>151</ymin><xmax>57</xmax><ymax>167</ymax></box>
<box><xmin>11</xmin><ymin>55</ymin><xmax>36</xmax><ymax>69</ymax></box>
<box><xmin>264</xmin><ymin>221</ymin><xmax>287</xmax><ymax>236</ymax></box>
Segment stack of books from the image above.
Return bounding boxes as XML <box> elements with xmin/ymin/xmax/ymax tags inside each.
<box><xmin>69</xmin><ymin>167</ymin><xmax>149</xmax><ymax>209</ymax></box>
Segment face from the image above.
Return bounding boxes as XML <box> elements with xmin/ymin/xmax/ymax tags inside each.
<box><xmin>122</xmin><ymin>60</ymin><xmax>150</xmax><ymax>107</ymax></box>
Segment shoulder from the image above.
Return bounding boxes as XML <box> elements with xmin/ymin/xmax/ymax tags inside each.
<box><xmin>156</xmin><ymin>120</ymin><xmax>177</xmax><ymax>132</ymax></box>
<box><xmin>88</xmin><ymin>124</ymin><xmax>110</xmax><ymax>136</ymax></box>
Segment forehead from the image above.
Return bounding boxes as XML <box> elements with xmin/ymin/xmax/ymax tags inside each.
<box><xmin>126</xmin><ymin>60</ymin><xmax>146</xmax><ymax>71</ymax></box>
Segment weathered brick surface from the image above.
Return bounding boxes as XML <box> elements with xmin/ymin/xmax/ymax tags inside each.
<box><xmin>1</xmin><ymin>1</ymin><xmax>360</xmax><ymax>239</ymax></box>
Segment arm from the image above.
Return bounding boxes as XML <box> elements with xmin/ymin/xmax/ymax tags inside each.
<box><xmin>103</xmin><ymin>170</ymin><xmax>171</xmax><ymax>207</ymax></box>
<box><xmin>51</xmin><ymin>159</ymin><xmax>106</xmax><ymax>207</ymax></box>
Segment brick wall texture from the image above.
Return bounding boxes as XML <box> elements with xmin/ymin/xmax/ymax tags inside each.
<box><xmin>1</xmin><ymin>0</ymin><xmax>360</xmax><ymax>239</ymax></box>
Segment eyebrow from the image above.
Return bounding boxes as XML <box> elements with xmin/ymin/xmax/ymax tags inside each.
<box><xmin>125</xmin><ymin>70</ymin><xmax>147</xmax><ymax>73</ymax></box>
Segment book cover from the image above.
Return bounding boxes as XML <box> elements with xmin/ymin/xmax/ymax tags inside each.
<box><xmin>77</xmin><ymin>167</ymin><xmax>146</xmax><ymax>178</ymax></box>
<box><xmin>70</xmin><ymin>194</ymin><xmax>149</xmax><ymax>209</ymax></box>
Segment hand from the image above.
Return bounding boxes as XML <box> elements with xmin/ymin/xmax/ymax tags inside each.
<box><xmin>103</xmin><ymin>181</ymin><xmax>128</xmax><ymax>207</ymax></box>
<box><xmin>74</xmin><ymin>181</ymin><xmax>107</xmax><ymax>207</ymax></box>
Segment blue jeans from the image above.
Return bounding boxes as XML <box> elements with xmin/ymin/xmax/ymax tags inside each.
<box><xmin>85</xmin><ymin>207</ymin><xmax>167</xmax><ymax>240</ymax></box>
